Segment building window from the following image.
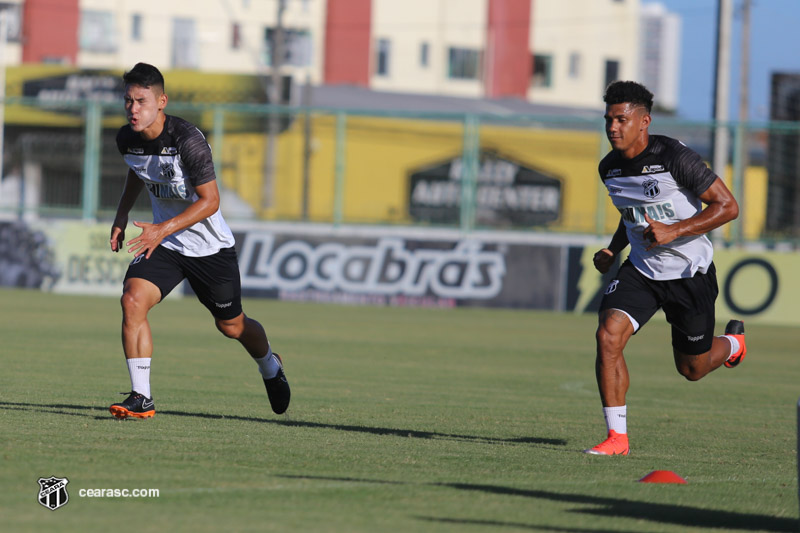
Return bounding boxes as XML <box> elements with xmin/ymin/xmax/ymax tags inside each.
<box><xmin>532</xmin><ymin>54</ymin><xmax>552</xmax><ymax>88</ymax></box>
<box><xmin>376</xmin><ymin>38</ymin><xmax>391</xmax><ymax>76</ymax></box>
<box><xmin>605</xmin><ymin>59</ymin><xmax>620</xmax><ymax>88</ymax></box>
<box><xmin>232</xmin><ymin>23</ymin><xmax>242</xmax><ymax>49</ymax></box>
<box><xmin>0</xmin><ymin>4</ymin><xmax>22</xmax><ymax>42</ymax></box>
<box><xmin>131</xmin><ymin>14</ymin><xmax>142</xmax><ymax>41</ymax></box>
<box><xmin>265</xmin><ymin>28</ymin><xmax>313</xmax><ymax>67</ymax></box>
<box><xmin>172</xmin><ymin>18</ymin><xmax>198</xmax><ymax>68</ymax></box>
<box><xmin>80</xmin><ymin>10</ymin><xmax>117</xmax><ymax>53</ymax></box>
<box><xmin>568</xmin><ymin>52</ymin><xmax>581</xmax><ymax>79</ymax></box>
<box><xmin>448</xmin><ymin>47</ymin><xmax>481</xmax><ymax>80</ymax></box>
<box><xmin>420</xmin><ymin>42</ymin><xmax>429</xmax><ymax>68</ymax></box>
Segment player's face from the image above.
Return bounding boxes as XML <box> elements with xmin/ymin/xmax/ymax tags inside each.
<box><xmin>124</xmin><ymin>84</ymin><xmax>167</xmax><ymax>139</ymax></box>
<box><xmin>604</xmin><ymin>103</ymin><xmax>651</xmax><ymax>158</ymax></box>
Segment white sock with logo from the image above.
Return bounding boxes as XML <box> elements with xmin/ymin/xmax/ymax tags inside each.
<box><xmin>126</xmin><ymin>358</ymin><xmax>152</xmax><ymax>398</ymax></box>
<box><xmin>603</xmin><ymin>405</ymin><xmax>627</xmax><ymax>434</ymax></box>
<box><xmin>722</xmin><ymin>335</ymin><xmax>740</xmax><ymax>357</ymax></box>
<box><xmin>254</xmin><ymin>344</ymin><xmax>281</xmax><ymax>379</ymax></box>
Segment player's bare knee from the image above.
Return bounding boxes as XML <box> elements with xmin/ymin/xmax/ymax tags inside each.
<box><xmin>676</xmin><ymin>361</ymin><xmax>708</xmax><ymax>381</ymax></box>
<box><xmin>596</xmin><ymin>325</ymin><xmax>625</xmax><ymax>354</ymax></box>
<box><xmin>678</xmin><ymin>367</ymin><xmax>704</xmax><ymax>381</ymax></box>
<box><xmin>215</xmin><ymin>319</ymin><xmax>243</xmax><ymax>339</ymax></box>
<box><xmin>120</xmin><ymin>289</ymin><xmax>146</xmax><ymax>316</ymax></box>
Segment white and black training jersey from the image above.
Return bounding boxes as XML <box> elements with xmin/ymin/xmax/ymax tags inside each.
<box><xmin>116</xmin><ymin>114</ymin><xmax>235</xmax><ymax>257</ymax></box>
<box><xmin>599</xmin><ymin>134</ymin><xmax>718</xmax><ymax>281</ymax></box>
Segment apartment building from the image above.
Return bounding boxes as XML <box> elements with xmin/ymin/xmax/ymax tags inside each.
<box><xmin>2</xmin><ymin>0</ymin><xmax>665</xmax><ymax>110</ymax></box>
<box><xmin>639</xmin><ymin>2</ymin><xmax>681</xmax><ymax>112</ymax></box>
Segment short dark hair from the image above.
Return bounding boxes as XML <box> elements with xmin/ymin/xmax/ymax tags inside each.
<box><xmin>603</xmin><ymin>81</ymin><xmax>653</xmax><ymax>113</ymax></box>
<box><xmin>123</xmin><ymin>63</ymin><xmax>165</xmax><ymax>93</ymax></box>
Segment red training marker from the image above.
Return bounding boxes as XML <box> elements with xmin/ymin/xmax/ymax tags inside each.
<box><xmin>638</xmin><ymin>470</ymin><xmax>687</xmax><ymax>484</ymax></box>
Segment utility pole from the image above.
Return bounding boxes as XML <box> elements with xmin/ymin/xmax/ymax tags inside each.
<box><xmin>737</xmin><ymin>0</ymin><xmax>751</xmax><ymax>125</ymax></box>
<box><xmin>711</xmin><ymin>0</ymin><xmax>733</xmax><ymax>180</ymax></box>
<box><xmin>710</xmin><ymin>0</ymin><xmax>733</xmax><ymax>243</ymax></box>
<box><xmin>301</xmin><ymin>74</ymin><xmax>312</xmax><ymax>220</ymax></box>
<box><xmin>713</xmin><ymin>0</ymin><xmax>733</xmax><ymax>177</ymax></box>
<box><xmin>0</xmin><ymin>9</ymin><xmax>8</xmax><ymax>191</ymax></box>
<box><xmin>263</xmin><ymin>0</ymin><xmax>287</xmax><ymax>213</ymax></box>
<box><xmin>734</xmin><ymin>0</ymin><xmax>751</xmax><ymax>242</ymax></box>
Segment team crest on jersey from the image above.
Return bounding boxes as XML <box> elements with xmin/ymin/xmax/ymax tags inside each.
<box><xmin>641</xmin><ymin>165</ymin><xmax>664</xmax><ymax>174</ymax></box>
<box><xmin>160</xmin><ymin>162</ymin><xmax>175</xmax><ymax>180</ymax></box>
<box><xmin>642</xmin><ymin>178</ymin><xmax>660</xmax><ymax>198</ymax></box>
<box><xmin>606</xmin><ymin>168</ymin><xmax>622</xmax><ymax>178</ymax></box>
<box><xmin>160</xmin><ymin>146</ymin><xmax>177</xmax><ymax>155</ymax></box>
<box><xmin>127</xmin><ymin>147</ymin><xmax>144</xmax><ymax>155</ymax></box>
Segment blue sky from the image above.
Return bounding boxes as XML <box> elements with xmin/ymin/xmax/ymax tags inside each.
<box><xmin>643</xmin><ymin>0</ymin><xmax>800</xmax><ymax>121</ymax></box>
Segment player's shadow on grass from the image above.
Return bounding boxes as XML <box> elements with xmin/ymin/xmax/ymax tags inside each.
<box><xmin>437</xmin><ymin>482</ymin><xmax>798</xmax><ymax>532</ymax></box>
<box><xmin>277</xmin><ymin>475</ymin><xmax>797</xmax><ymax>532</ymax></box>
<box><xmin>0</xmin><ymin>401</ymin><xmax>566</xmax><ymax>448</ymax></box>
<box><xmin>417</xmin><ymin>516</ymin><xmax>643</xmax><ymax>533</ymax></box>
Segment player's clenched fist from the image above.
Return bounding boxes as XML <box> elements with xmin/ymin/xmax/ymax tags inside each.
<box><xmin>593</xmin><ymin>248</ymin><xmax>615</xmax><ymax>274</ymax></box>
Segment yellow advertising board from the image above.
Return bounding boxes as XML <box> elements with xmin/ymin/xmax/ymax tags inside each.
<box><xmin>713</xmin><ymin>249</ymin><xmax>798</xmax><ymax>326</ymax></box>
<box><xmin>574</xmin><ymin>243</ymin><xmax>799</xmax><ymax>326</ymax></box>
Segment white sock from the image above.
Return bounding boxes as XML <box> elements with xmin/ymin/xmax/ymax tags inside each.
<box><xmin>254</xmin><ymin>344</ymin><xmax>281</xmax><ymax>379</ymax></box>
<box><xmin>722</xmin><ymin>335</ymin><xmax>740</xmax><ymax>357</ymax></box>
<box><xmin>603</xmin><ymin>405</ymin><xmax>627</xmax><ymax>434</ymax></box>
<box><xmin>126</xmin><ymin>358</ymin><xmax>152</xmax><ymax>398</ymax></box>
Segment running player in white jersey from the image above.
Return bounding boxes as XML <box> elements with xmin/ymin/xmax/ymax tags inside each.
<box><xmin>107</xmin><ymin>63</ymin><xmax>290</xmax><ymax>419</ymax></box>
<box><xmin>584</xmin><ymin>81</ymin><xmax>747</xmax><ymax>456</ymax></box>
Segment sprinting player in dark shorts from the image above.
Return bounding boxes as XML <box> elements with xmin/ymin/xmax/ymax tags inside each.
<box><xmin>108</xmin><ymin>62</ymin><xmax>289</xmax><ymax>419</ymax></box>
<box><xmin>584</xmin><ymin>80</ymin><xmax>747</xmax><ymax>456</ymax></box>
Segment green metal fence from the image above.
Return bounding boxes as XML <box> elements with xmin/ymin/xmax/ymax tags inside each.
<box><xmin>1</xmin><ymin>96</ymin><xmax>799</xmax><ymax>245</ymax></box>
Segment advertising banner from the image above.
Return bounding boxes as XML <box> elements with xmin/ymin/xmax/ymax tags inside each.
<box><xmin>408</xmin><ymin>150</ymin><xmax>562</xmax><ymax>227</ymax></box>
<box><xmin>2</xmin><ymin>219</ymin><xmax>797</xmax><ymax>326</ymax></box>
<box><xmin>0</xmin><ymin>220</ymin><xmax>131</xmax><ymax>295</ymax></box>
<box><xmin>234</xmin><ymin>229</ymin><xmax>565</xmax><ymax>310</ymax></box>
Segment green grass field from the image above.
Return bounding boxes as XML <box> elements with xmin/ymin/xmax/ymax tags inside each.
<box><xmin>2</xmin><ymin>287</ymin><xmax>798</xmax><ymax>532</ymax></box>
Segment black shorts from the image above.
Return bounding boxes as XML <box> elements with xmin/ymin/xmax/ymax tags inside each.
<box><xmin>124</xmin><ymin>246</ymin><xmax>243</xmax><ymax>320</ymax></box>
<box><xmin>599</xmin><ymin>259</ymin><xmax>718</xmax><ymax>355</ymax></box>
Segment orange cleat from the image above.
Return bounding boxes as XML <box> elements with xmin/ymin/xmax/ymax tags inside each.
<box><xmin>109</xmin><ymin>391</ymin><xmax>155</xmax><ymax>419</ymax></box>
<box><xmin>583</xmin><ymin>429</ymin><xmax>629</xmax><ymax>456</ymax></box>
<box><xmin>723</xmin><ymin>320</ymin><xmax>747</xmax><ymax>368</ymax></box>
